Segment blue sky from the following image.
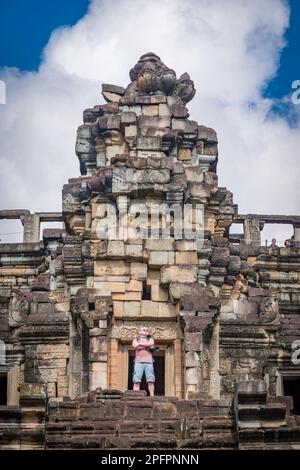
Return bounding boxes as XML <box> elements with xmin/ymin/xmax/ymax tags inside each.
<box><xmin>0</xmin><ymin>0</ymin><xmax>299</xmax><ymax>245</ymax></box>
<box><xmin>265</xmin><ymin>0</ymin><xmax>300</xmax><ymax>99</ymax></box>
<box><xmin>0</xmin><ymin>0</ymin><xmax>90</xmax><ymax>70</ymax></box>
<box><xmin>0</xmin><ymin>0</ymin><xmax>299</xmax><ymax>101</ymax></box>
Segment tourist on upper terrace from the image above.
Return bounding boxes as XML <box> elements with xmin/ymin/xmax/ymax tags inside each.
<box><xmin>269</xmin><ymin>238</ymin><xmax>279</xmax><ymax>256</ymax></box>
<box><xmin>285</xmin><ymin>236</ymin><xmax>296</xmax><ymax>249</ymax></box>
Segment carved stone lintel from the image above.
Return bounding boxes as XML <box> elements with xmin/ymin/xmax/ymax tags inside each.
<box><xmin>110</xmin><ymin>321</ymin><xmax>183</xmax><ymax>341</ymax></box>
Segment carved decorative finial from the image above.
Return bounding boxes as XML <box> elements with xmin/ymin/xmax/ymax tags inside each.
<box><xmin>127</xmin><ymin>52</ymin><xmax>196</xmax><ymax>103</ymax></box>
<box><xmin>101</xmin><ymin>53</ymin><xmax>196</xmax><ymax>104</ymax></box>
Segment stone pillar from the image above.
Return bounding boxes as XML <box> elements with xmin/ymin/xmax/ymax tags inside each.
<box><xmin>184</xmin><ymin>330</ymin><xmax>202</xmax><ymax>398</ymax></box>
<box><xmin>7</xmin><ymin>365</ymin><xmax>20</xmax><ymax>405</ymax></box>
<box><xmin>208</xmin><ymin>322</ymin><xmax>220</xmax><ymax>399</ymax></box>
<box><xmin>0</xmin><ymin>340</ymin><xmax>5</xmax><ymax>364</ymax></box>
<box><xmin>174</xmin><ymin>339</ymin><xmax>183</xmax><ymax>398</ymax></box>
<box><xmin>243</xmin><ymin>218</ymin><xmax>261</xmax><ymax>246</ymax></box>
<box><xmin>23</xmin><ymin>213</ymin><xmax>40</xmax><ymax>243</ymax></box>
<box><xmin>69</xmin><ymin>317</ymin><xmax>82</xmax><ymax>399</ymax></box>
<box><xmin>89</xmin><ymin>329</ymin><xmax>108</xmax><ymax>391</ymax></box>
<box><xmin>293</xmin><ymin>224</ymin><xmax>300</xmax><ymax>242</ymax></box>
<box><xmin>72</xmin><ymin>290</ymin><xmax>111</xmax><ymax>392</ymax></box>
<box><xmin>108</xmin><ymin>339</ymin><xmax>124</xmax><ymax>390</ymax></box>
<box><xmin>88</xmin><ymin>296</ymin><xmax>111</xmax><ymax>391</ymax></box>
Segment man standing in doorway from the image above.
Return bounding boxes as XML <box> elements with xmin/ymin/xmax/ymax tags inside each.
<box><xmin>132</xmin><ymin>326</ymin><xmax>155</xmax><ymax>396</ymax></box>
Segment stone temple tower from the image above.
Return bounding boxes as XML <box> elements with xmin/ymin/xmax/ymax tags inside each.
<box><xmin>1</xmin><ymin>53</ymin><xmax>300</xmax><ymax>449</ymax></box>
<box><xmin>63</xmin><ymin>51</ymin><xmax>227</xmax><ymax>399</ymax></box>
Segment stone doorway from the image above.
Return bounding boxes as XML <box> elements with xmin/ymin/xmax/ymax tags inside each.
<box><xmin>108</xmin><ymin>323</ymin><xmax>184</xmax><ymax>397</ymax></box>
<box><xmin>283</xmin><ymin>376</ymin><xmax>300</xmax><ymax>415</ymax></box>
<box><xmin>128</xmin><ymin>350</ymin><xmax>165</xmax><ymax>395</ymax></box>
<box><xmin>0</xmin><ymin>373</ymin><xmax>7</xmax><ymax>405</ymax></box>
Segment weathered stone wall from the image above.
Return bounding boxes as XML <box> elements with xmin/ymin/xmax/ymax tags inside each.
<box><xmin>0</xmin><ymin>52</ymin><xmax>300</xmax><ymax>449</ymax></box>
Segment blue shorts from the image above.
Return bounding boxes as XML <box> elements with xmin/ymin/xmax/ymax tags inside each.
<box><xmin>133</xmin><ymin>361</ymin><xmax>155</xmax><ymax>383</ymax></box>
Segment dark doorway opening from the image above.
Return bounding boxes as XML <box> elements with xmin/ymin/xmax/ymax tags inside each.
<box><xmin>142</xmin><ymin>285</ymin><xmax>151</xmax><ymax>300</ymax></box>
<box><xmin>283</xmin><ymin>376</ymin><xmax>300</xmax><ymax>415</ymax></box>
<box><xmin>0</xmin><ymin>374</ymin><xmax>7</xmax><ymax>405</ymax></box>
<box><xmin>128</xmin><ymin>350</ymin><xmax>165</xmax><ymax>396</ymax></box>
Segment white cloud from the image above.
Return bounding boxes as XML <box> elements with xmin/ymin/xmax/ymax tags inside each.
<box><xmin>0</xmin><ymin>0</ymin><xmax>299</xmax><ymax>244</ymax></box>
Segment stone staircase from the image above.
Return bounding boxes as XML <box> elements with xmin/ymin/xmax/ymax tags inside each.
<box><xmin>235</xmin><ymin>380</ymin><xmax>300</xmax><ymax>449</ymax></box>
<box><xmin>45</xmin><ymin>389</ymin><xmax>236</xmax><ymax>450</ymax></box>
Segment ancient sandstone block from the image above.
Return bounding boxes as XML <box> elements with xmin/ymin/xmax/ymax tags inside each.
<box><xmin>171</xmin><ymin>104</ymin><xmax>189</xmax><ymax>118</ymax></box>
<box><xmin>139</xmin><ymin>115</ymin><xmax>171</xmax><ymax>129</ymax></box>
<box><xmin>112</xmin><ymin>291</ymin><xmax>142</xmax><ymax>301</ymax></box>
<box><xmin>121</xmin><ymin>111</ymin><xmax>137</xmax><ymax>126</ymax></box>
<box><xmin>160</xmin><ymin>265</ymin><xmax>198</xmax><ymax>284</ymax></box>
<box><xmin>123</xmin><ymin>301</ymin><xmax>141</xmax><ymax>318</ymax></box>
<box><xmin>102</xmin><ymin>91</ymin><xmax>123</xmax><ymax>102</ymax></box>
<box><xmin>188</xmin><ymin>183</ymin><xmax>210</xmax><ymax>199</ymax></box>
<box><xmin>94</xmin><ymin>260</ymin><xmax>130</xmax><ymax>276</ymax></box>
<box><xmin>125</xmin><ymin>280</ymin><xmax>143</xmax><ymax>291</ymax></box>
<box><xmin>107</xmin><ymin>240</ymin><xmax>125</xmax><ymax>258</ymax></box>
<box><xmin>158</xmin><ymin>302</ymin><xmax>178</xmax><ymax>319</ymax></box>
<box><xmin>125</xmin><ymin>125</ymin><xmax>137</xmax><ymax>137</ymax></box>
<box><xmin>151</xmin><ymin>284</ymin><xmax>169</xmax><ymax>302</ymax></box>
<box><xmin>149</xmin><ymin>251</ymin><xmax>175</xmax><ymax>267</ymax></box>
<box><xmin>142</xmin><ymin>104</ymin><xmax>159</xmax><ymax>116</ymax></box>
<box><xmin>137</xmin><ymin>136</ymin><xmax>162</xmax><ymax>150</ymax></box>
<box><xmin>130</xmin><ymin>262</ymin><xmax>148</xmax><ymax>280</ymax></box>
<box><xmin>185</xmin><ymin>166</ymin><xmax>205</xmax><ymax>183</ymax></box>
<box><xmin>175</xmin><ymin>251</ymin><xmax>198</xmax><ymax>264</ymax></box>
<box><xmin>93</xmin><ymin>281</ymin><xmax>125</xmax><ymax>293</ymax></box>
<box><xmin>102</xmin><ymin>83</ymin><xmax>125</xmax><ymax>96</ymax></box>
<box><xmin>141</xmin><ymin>300</ymin><xmax>159</xmax><ymax>318</ymax></box>
<box><xmin>172</xmin><ymin>118</ymin><xmax>198</xmax><ymax>133</ymax></box>
<box><xmin>113</xmin><ymin>301</ymin><xmax>124</xmax><ymax>318</ymax></box>
<box><xmin>90</xmin><ymin>362</ymin><xmax>107</xmax><ymax>372</ymax></box>
<box><xmin>150</xmin><ymin>95</ymin><xmax>167</xmax><ymax>104</ymax></box>
<box><xmin>185</xmin><ymin>351</ymin><xmax>201</xmax><ymax>368</ymax></box>
<box><xmin>211</xmin><ymin>247</ymin><xmax>230</xmax><ymax>267</ymax></box>
<box><xmin>185</xmin><ymin>367</ymin><xmax>201</xmax><ymax>385</ymax></box>
<box><xmin>106</xmin><ymin>144</ymin><xmax>127</xmax><ymax>162</ymax></box>
<box><xmin>90</xmin><ymin>336</ymin><xmax>107</xmax><ymax>353</ymax></box>
<box><xmin>178</xmin><ymin>148</ymin><xmax>192</xmax><ymax>161</ymax></box>
<box><xmin>145</xmin><ymin>239</ymin><xmax>175</xmax><ymax>251</ymax></box>
<box><xmin>175</xmin><ymin>240</ymin><xmax>197</xmax><ymax>251</ymax></box>
<box><xmin>98</xmin><ymin>114</ymin><xmax>121</xmax><ymax>130</ymax></box>
<box><xmin>185</xmin><ymin>332</ymin><xmax>202</xmax><ymax>351</ymax></box>
<box><xmin>125</xmin><ymin>244</ymin><xmax>143</xmax><ymax>260</ymax></box>
<box><xmin>198</xmin><ymin>125</ymin><xmax>218</xmax><ymax>142</ymax></box>
<box><xmin>159</xmin><ymin>103</ymin><xmax>170</xmax><ymax>116</ymax></box>
<box><xmin>146</xmin><ymin>269</ymin><xmax>160</xmax><ymax>286</ymax></box>
<box><xmin>89</xmin><ymin>371</ymin><xmax>107</xmax><ymax>390</ymax></box>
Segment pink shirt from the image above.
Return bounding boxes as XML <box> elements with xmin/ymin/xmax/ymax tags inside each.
<box><xmin>132</xmin><ymin>337</ymin><xmax>154</xmax><ymax>363</ymax></box>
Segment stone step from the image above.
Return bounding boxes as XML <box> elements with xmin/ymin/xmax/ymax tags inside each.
<box><xmin>237</xmin><ymin>380</ymin><xmax>267</xmax><ymax>405</ymax></box>
<box><xmin>238</xmin><ymin>403</ymin><xmax>286</xmax><ymax>423</ymax></box>
<box><xmin>237</xmin><ymin>393</ymin><xmax>267</xmax><ymax>405</ymax></box>
<box><xmin>124</xmin><ymin>390</ymin><xmax>147</xmax><ymax>399</ymax></box>
<box><xmin>239</xmin><ymin>426</ymin><xmax>300</xmax><ymax>449</ymax></box>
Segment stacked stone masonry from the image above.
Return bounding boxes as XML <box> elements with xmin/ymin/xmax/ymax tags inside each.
<box><xmin>0</xmin><ymin>53</ymin><xmax>300</xmax><ymax>449</ymax></box>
